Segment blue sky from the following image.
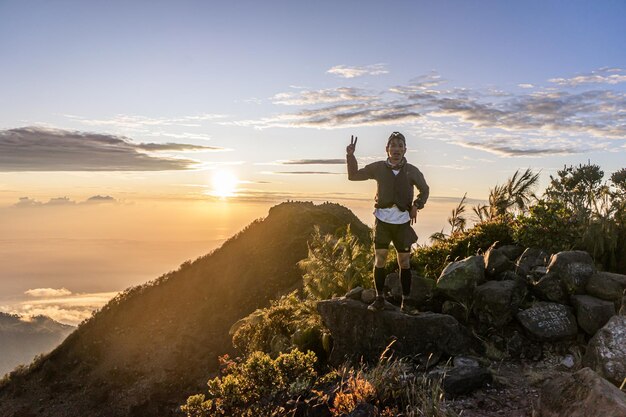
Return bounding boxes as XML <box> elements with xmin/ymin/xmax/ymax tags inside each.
<box><xmin>0</xmin><ymin>0</ymin><xmax>625</xmax><ymax>323</ymax></box>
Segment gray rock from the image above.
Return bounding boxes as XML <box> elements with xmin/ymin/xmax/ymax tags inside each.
<box><xmin>538</xmin><ymin>368</ymin><xmax>626</xmax><ymax>417</ymax></box>
<box><xmin>317</xmin><ymin>298</ymin><xmax>481</xmax><ymax>365</ymax></box>
<box><xmin>385</xmin><ymin>271</ymin><xmax>436</xmax><ymax>305</ymax></box>
<box><xmin>441</xmin><ymin>300</ymin><xmax>468</xmax><ymax>323</ymax></box>
<box><xmin>473</xmin><ymin>280</ymin><xmax>527</xmax><ymax>327</ymax></box>
<box><xmin>498</xmin><ymin>245</ymin><xmax>525</xmax><ymax>261</ymax></box>
<box><xmin>361</xmin><ymin>288</ymin><xmax>377</xmax><ymax>304</ymax></box>
<box><xmin>452</xmin><ymin>356</ymin><xmax>480</xmax><ymax>368</ymax></box>
<box><xmin>516</xmin><ymin>302</ymin><xmax>578</xmax><ymax>341</ymax></box>
<box><xmin>515</xmin><ymin>248</ymin><xmax>549</xmax><ymax>277</ymax></box>
<box><xmin>570</xmin><ymin>295</ymin><xmax>615</xmax><ymax>335</ymax></box>
<box><xmin>437</xmin><ymin>256</ymin><xmax>485</xmax><ymax>302</ymax></box>
<box><xmin>484</xmin><ymin>245</ymin><xmax>514</xmax><ymax>279</ymax></box>
<box><xmin>442</xmin><ymin>366</ymin><xmax>492</xmax><ymax>397</ymax></box>
<box><xmin>559</xmin><ymin>354</ymin><xmax>576</xmax><ymax>370</ymax></box>
<box><xmin>583</xmin><ymin>315</ymin><xmax>626</xmax><ymax>386</ymax></box>
<box><xmin>345</xmin><ymin>286</ymin><xmax>364</xmax><ymax>300</ymax></box>
<box><xmin>533</xmin><ymin>272</ymin><xmax>568</xmax><ymax>304</ymax></box>
<box><xmin>547</xmin><ymin>250</ymin><xmax>596</xmax><ymax>295</ymax></box>
<box><xmin>586</xmin><ymin>271</ymin><xmax>626</xmax><ymax>304</ymax></box>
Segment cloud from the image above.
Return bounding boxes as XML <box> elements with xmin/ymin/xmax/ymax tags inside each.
<box><xmin>24</xmin><ymin>288</ymin><xmax>72</xmax><ymax>297</ymax></box>
<box><xmin>517</xmin><ymin>84</ymin><xmax>535</xmax><ymax>89</ymax></box>
<box><xmin>2</xmin><ymin>291</ymin><xmax>118</xmax><ymax>325</ymax></box>
<box><xmin>12</xmin><ymin>195</ymin><xmax>118</xmax><ymax>208</ymax></box>
<box><xmin>327</xmin><ymin>64</ymin><xmax>389</xmax><ymax>78</ymax></box>
<box><xmin>271</xmin><ymin>87</ymin><xmax>374</xmax><ymax>106</ymax></box>
<box><xmin>0</xmin><ymin>127</ymin><xmax>207</xmax><ymax>171</ymax></box>
<box><xmin>280</xmin><ymin>159</ymin><xmax>345</xmax><ymax>165</ymax></box>
<box><xmin>136</xmin><ymin>142</ymin><xmax>225</xmax><ymax>152</ymax></box>
<box><xmin>548</xmin><ymin>68</ymin><xmax>626</xmax><ymax>86</ymax></box>
<box><xmin>453</xmin><ymin>137</ymin><xmax>587</xmax><ymax>157</ymax></box>
<box><xmin>268</xmin><ymin>171</ymin><xmax>343</xmax><ymax>175</ymax></box>
<box><xmin>65</xmin><ymin>113</ymin><xmax>227</xmax><ymax>129</ymax></box>
<box><xmin>85</xmin><ymin>195</ymin><xmax>117</xmax><ymax>204</ymax></box>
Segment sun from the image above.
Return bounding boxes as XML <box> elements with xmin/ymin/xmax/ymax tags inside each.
<box><xmin>211</xmin><ymin>170</ymin><xmax>238</xmax><ymax>198</ymax></box>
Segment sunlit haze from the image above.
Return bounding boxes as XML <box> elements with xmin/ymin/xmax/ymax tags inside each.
<box><xmin>0</xmin><ymin>0</ymin><xmax>624</xmax><ymax>324</ymax></box>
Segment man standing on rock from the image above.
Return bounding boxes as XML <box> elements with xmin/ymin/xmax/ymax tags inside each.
<box><xmin>346</xmin><ymin>132</ymin><xmax>429</xmax><ymax>313</ymax></box>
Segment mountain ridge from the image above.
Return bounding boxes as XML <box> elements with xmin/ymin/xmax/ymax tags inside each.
<box><xmin>0</xmin><ymin>201</ymin><xmax>370</xmax><ymax>417</ymax></box>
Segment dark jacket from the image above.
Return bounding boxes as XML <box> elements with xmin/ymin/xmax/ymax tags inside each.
<box><xmin>347</xmin><ymin>154</ymin><xmax>429</xmax><ymax>211</ymax></box>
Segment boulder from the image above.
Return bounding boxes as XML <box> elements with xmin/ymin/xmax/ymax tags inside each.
<box><xmin>361</xmin><ymin>289</ymin><xmax>377</xmax><ymax>304</ymax></box>
<box><xmin>515</xmin><ymin>248</ymin><xmax>549</xmax><ymax>277</ymax></box>
<box><xmin>473</xmin><ymin>280</ymin><xmax>527</xmax><ymax>327</ymax></box>
<box><xmin>586</xmin><ymin>271</ymin><xmax>626</xmax><ymax>304</ymax></box>
<box><xmin>385</xmin><ymin>271</ymin><xmax>435</xmax><ymax>306</ymax></box>
<box><xmin>345</xmin><ymin>286</ymin><xmax>364</xmax><ymax>300</ymax></box>
<box><xmin>441</xmin><ymin>365</ymin><xmax>492</xmax><ymax>397</ymax></box>
<box><xmin>538</xmin><ymin>368</ymin><xmax>626</xmax><ymax>417</ymax></box>
<box><xmin>317</xmin><ymin>298</ymin><xmax>481</xmax><ymax>365</ymax></box>
<box><xmin>437</xmin><ymin>256</ymin><xmax>485</xmax><ymax>303</ymax></box>
<box><xmin>497</xmin><ymin>245</ymin><xmax>525</xmax><ymax>261</ymax></box>
<box><xmin>547</xmin><ymin>251</ymin><xmax>596</xmax><ymax>295</ymax></box>
<box><xmin>441</xmin><ymin>301</ymin><xmax>468</xmax><ymax>323</ymax></box>
<box><xmin>583</xmin><ymin>315</ymin><xmax>626</xmax><ymax>386</ymax></box>
<box><xmin>483</xmin><ymin>245</ymin><xmax>514</xmax><ymax>279</ymax></box>
<box><xmin>516</xmin><ymin>302</ymin><xmax>578</xmax><ymax>341</ymax></box>
<box><xmin>570</xmin><ymin>295</ymin><xmax>615</xmax><ymax>335</ymax></box>
<box><xmin>533</xmin><ymin>272</ymin><xmax>568</xmax><ymax>304</ymax></box>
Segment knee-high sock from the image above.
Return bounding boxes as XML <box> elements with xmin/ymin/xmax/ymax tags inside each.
<box><xmin>400</xmin><ymin>268</ymin><xmax>412</xmax><ymax>296</ymax></box>
<box><xmin>374</xmin><ymin>267</ymin><xmax>386</xmax><ymax>296</ymax></box>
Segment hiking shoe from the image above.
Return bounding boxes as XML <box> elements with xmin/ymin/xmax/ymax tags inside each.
<box><xmin>367</xmin><ymin>296</ymin><xmax>386</xmax><ymax>312</ymax></box>
<box><xmin>401</xmin><ymin>296</ymin><xmax>419</xmax><ymax>315</ymax></box>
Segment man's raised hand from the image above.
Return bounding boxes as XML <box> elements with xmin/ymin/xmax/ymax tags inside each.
<box><xmin>346</xmin><ymin>135</ymin><xmax>358</xmax><ymax>155</ymax></box>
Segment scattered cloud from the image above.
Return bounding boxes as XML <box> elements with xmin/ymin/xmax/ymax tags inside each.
<box><xmin>136</xmin><ymin>142</ymin><xmax>224</xmax><ymax>152</ymax></box>
<box><xmin>0</xmin><ymin>126</ymin><xmax>211</xmax><ymax>171</ymax></box>
<box><xmin>65</xmin><ymin>113</ymin><xmax>227</xmax><ymax>129</ymax></box>
<box><xmin>233</xmin><ymin>68</ymin><xmax>626</xmax><ymax>159</ymax></box>
<box><xmin>25</xmin><ymin>288</ymin><xmax>72</xmax><ymax>297</ymax></box>
<box><xmin>2</xmin><ymin>290</ymin><xmax>118</xmax><ymax>325</ymax></box>
<box><xmin>271</xmin><ymin>87</ymin><xmax>374</xmax><ymax>106</ymax></box>
<box><xmin>85</xmin><ymin>195</ymin><xmax>117</xmax><ymax>204</ymax></box>
<box><xmin>453</xmin><ymin>137</ymin><xmax>587</xmax><ymax>157</ymax></box>
<box><xmin>548</xmin><ymin>67</ymin><xmax>626</xmax><ymax>87</ymax></box>
<box><xmin>12</xmin><ymin>195</ymin><xmax>118</xmax><ymax>208</ymax></box>
<box><xmin>280</xmin><ymin>159</ymin><xmax>345</xmax><ymax>165</ymax></box>
<box><xmin>267</xmin><ymin>171</ymin><xmax>343</xmax><ymax>175</ymax></box>
<box><xmin>327</xmin><ymin>63</ymin><xmax>389</xmax><ymax>78</ymax></box>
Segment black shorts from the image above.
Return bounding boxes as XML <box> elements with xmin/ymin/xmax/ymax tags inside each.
<box><xmin>374</xmin><ymin>218</ymin><xmax>418</xmax><ymax>253</ymax></box>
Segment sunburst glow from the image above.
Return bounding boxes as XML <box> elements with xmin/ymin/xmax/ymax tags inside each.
<box><xmin>211</xmin><ymin>170</ymin><xmax>238</xmax><ymax>198</ymax></box>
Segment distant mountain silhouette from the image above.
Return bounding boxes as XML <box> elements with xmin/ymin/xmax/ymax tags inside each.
<box><xmin>0</xmin><ymin>313</ymin><xmax>74</xmax><ymax>377</ymax></box>
<box><xmin>0</xmin><ymin>201</ymin><xmax>369</xmax><ymax>417</ymax></box>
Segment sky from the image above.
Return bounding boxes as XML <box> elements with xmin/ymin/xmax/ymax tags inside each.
<box><xmin>0</xmin><ymin>0</ymin><xmax>625</xmax><ymax>324</ymax></box>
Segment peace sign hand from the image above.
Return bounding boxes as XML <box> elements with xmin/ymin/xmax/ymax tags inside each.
<box><xmin>346</xmin><ymin>135</ymin><xmax>358</xmax><ymax>155</ymax></box>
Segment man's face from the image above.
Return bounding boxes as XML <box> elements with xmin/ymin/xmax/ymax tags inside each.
<box><xmin>386</xmin><ymin>137</ymin><xmax>406</xmax><ymax>163</ymax></box>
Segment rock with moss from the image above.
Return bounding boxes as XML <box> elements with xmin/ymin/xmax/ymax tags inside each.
<box><xmin>516</xmin><ymin>302</ymin><xmax>578</xmax><ymax>341</ymax></box>
<box><xmin>547</xmin><ymin>250</ymin><xmax>596</xmax><ymax>296</ymax></box>
<box><xmin>473</xmin><ymin>280</ymin><xmax>527</xmax><ymax>327</ymax></box>
<box><xmin>436</xmin><ymin>256</ymin><xmax>485</xmax><ymax>303</ymax></box>
<box><xmin>570</xmin><ymin>295</ymin><xmax>615</xmax><ymax>335</ymax></box>
<box><xmin>582</xmin><ymin>315</ymin><xmax>626</xmax><ymax>386</ymax></box>
<box><xmin>317</xmin><ymin>298</ymin><xmax>481</xmax><ymax>365</ymax></box>
<box><xmin>538</xmin><ymin>368</ymin><xmax>626</xmax><ymax>417</ymax></box>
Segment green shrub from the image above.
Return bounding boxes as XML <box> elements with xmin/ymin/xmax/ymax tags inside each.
<box><xmin>180</xmin><ymin>350</ymin><xmax>317</xmax><ymax>417</ymax></box>
<box><xmin>232</xmin><ymin>291</ymin><xmax>325</xmax><ymax>358</ymax></box>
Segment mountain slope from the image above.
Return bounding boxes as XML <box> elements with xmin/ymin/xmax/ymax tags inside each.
<box><xmin>0</xmin><ymin>313</ymin><xmax>74</xmax><ymax>377</ymax></box>
<box><xmin>0</xmin><ymin>201</ymin><xmax>370</xmax><ymax>417</ymax></box>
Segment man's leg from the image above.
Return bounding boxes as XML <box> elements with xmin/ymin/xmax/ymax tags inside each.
<box><xmin>374</xmin><ymin>249</ymin><xmax>389</xmax><ymax>296</ymax></box>
<box><xmin>397</xmin><ymin>251</ymin><xmax>412</xmax><ymax>297</ymax></box>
